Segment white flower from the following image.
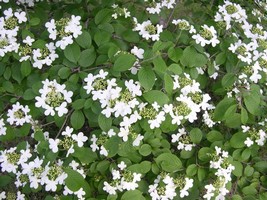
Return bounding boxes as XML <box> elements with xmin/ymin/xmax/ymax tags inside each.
<box><xmin>133</xmin><ymin>134</ymin><xmax>144</xmax><ymax>146</ymax></box>
<box><xmin>45</xmin><ymin>15</ymin><xmax>82</xmax><ymax>50</ymax></box>
<box><xmin>72</xmin><ymin>132</ymin><xmax>88</xmax><ymax>147</ymax></box>
<box><xmin>134</xmin><ymin>19</ymin><xmax>163</xmax><ymax>41</ymax></box>
<box><xmin>192</xmin><ymin>25</ymin><xmax>219</xmax><ymax>47</ymax></box>
<box><xmin>23</xmin><ymin>36</ymin><xmax>34</xmax><ymax>45</ymax></box>
<box><xmin>7</xmin><ymin>102</ymin><xmax>32</xmax><ymax>126</ymax></box>
<box><xmin>0</xmin><ymin>118</ymin><xmax>7</xmax><ymax>136</ymax></box>
<box><xmin>49</xmin><ymin>138</ymin><xmax>60</xmax><ymax>153</ymax></box>
<box><xmin>118</xmin><ymin>161</ymin><xmax>127</xmax><ymax>170</ymax></box>
<box><xmin>146</xmin><ymin>3</ymin><xmax>162</xmax><ymax>14</ymax></box>
<box><xmin>131</xmin><ymin>46</ymin><xmax>144</xmax><ymax>59</ymax></box>
<box><xmin>35</xmin><ymin>79</ymin><xmax>73</xmax><ymax>117</ymax></box>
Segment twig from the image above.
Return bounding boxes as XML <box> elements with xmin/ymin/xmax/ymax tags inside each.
<box><xmin>55</xmin><ymin>109</ymin><xmax>74</xmax><ymax>138</ymax></box>
<box><xmin>165</xmin><ymin>0</ymin><xmax>180</xmax><ymax>28</ymax></box>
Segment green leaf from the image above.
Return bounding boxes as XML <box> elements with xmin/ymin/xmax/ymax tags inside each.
<box><xmin>105</xmin><ymin>136</ymin><xmax>121</xmax><ymax>157</ymax></box>
<box><xmin>0</xmin><ymin>175</ymin><xmax>12</xmax><ymax>187</ymax></box>
<box><xmin>72</xmin><ymin>99</ymin><xmax>85</xmax><ymax>110</ymax></box>
<box><xmin>213</xmin><ymin>97</ymin><xmax>235</xmax><ymax>121</ymax></box>
<box><xmin>230</xmin><ymin>132</ymin><xmax>246</xmax><ymax>148</ymax></box>
<box><xmin>197</xmin><ymin>168</ymin><xmax>207</xmax><ymax>181</ymax></box>
<box><xmin>98</xmin><ymin>113</ymin><xmax>112</xmax><ymax>132</ymax></box>
<box><xmin>167</xmin><ymin>47</ymin><xmax>183</xmax><ymax>62</ymax></box>
<box><xmin>23</xmin><ymin>89</ymin><xmax>35</xmax><ymax>100</ymax></box>
<box><xmin>242</xmin><ymin>185</ymin><xmax>257</xmax><ymax>195</ymax></box>
<box><xmin>241</xmin><ymin>106</ymin><xmax>248</xmax><ymax>124</ymax></box>
<box><xmin>21</xmin><ymin>61</ymin><xmax>31</xmax><ymax>77</ymax></box>
<box><xmin>78</xmin><ymin>47</ymin><xmax>96</xmax><ymax>67</ymax></box>
<box><xmin>70</xmin><ymin>110</ymin><xmax>85</xmax><ymax>130</ymax></box>
<box><xmin>155</xmin><ymin>153</ymin><xmax>182</xmax><ymax>172</ymax></box>
<box><xmin>76</xmin><ymin>31</ymin><xmax>92</xmax><ymax>49</ymax></box>
<box><xmin>222</xmin><ymin>73</ymin><xmax>236</xmax><ymax>88</ymax></box>
<box><xmin>143</xmin><ymin>90</ymin><xmax>169</xmax><ymax>106</ymax></box>
<box><xmin>198</xmin><ymin>147</ymin><xmax>213</xmax><ymax>162</ymax></box>
<box><xmin>72</xmin><ymin>147</ymin><xmax>97</xmax><ymax>164</ymax></box>
<box><xmin>121</xmin><ymin>190</ymin><xmax>144</xmax><ymax>200</ymax></box>
<box><xmin>241</xmin><ymin>148</ymin><xmax>251</xmax><ymax>161</ymax></box>
<box><xmin>186</xmin><ymin>164</ymin><xmax>197</xmax><ymax>177</ymax></box>
<box><xmin>168</xmin><ymin>63</ymin><xmax>183</xmax><ymax>75</ymax></box>
<box><xmin>64</xmin><ymin>42</ymin><xmax>81</xmax><ymax>63</ymax></box>
<box><xmin>29</xmin><ymin>17</ymin><xmax>40</xmax><ymax>26</ymax></box>
<box><xmin>128</xmin><ymin>161</ymin><xmax>151</xmax><ymax>174</ymax></box>
<box><xmin>34</xmin><ymin>131</ymin><xmax>45</xmax><ymax>141</ymax></box>
<box><xmin>215</xmin><ymin>52</ymin><xmax>226</xmax><ymax>65</ymax></box>
<box><xmin>58</xmin><ymin>67</ymin><xmax>71</xmax><ymax>79</ymax></box>
<box><xmin>232</xmin><ymin>195</ymin><xmax>243</xmax><ymax>200</ymax></box>
<box><xmin>95</xmin><ymin>8</ymin><xmax>112</xmax><ymax>25</ymax></box>
<box><xmin>122</xmin><ymin>30</ymin><xmax>140</xmax><ymax>43</ymax></box>
<box><xmin>254</xmin><ymin>161</ymin><xmax>267</xmax><ymax>173</ymax></box>
<box><xmin>153</xmin><ymin>57</ymin><xmax>167</xmax><ymax>78</ymax></box>
<box><xmin>244</xmin><ymin>165</ymin><xmax>254</xmax><ymax>177</ymax></box>
<box><xmin>113</xmin><ymin>54</ymin><xmax>136</xmax><ymax>72</ymax></box>
<box><xmin>138</xmin><ymin>66</ymin><xmax>156</xmax><ymax>91</ymax></box>
<box><xmin>244</xmin><ymin>85</ymin><xmax>261</xmax><ymax>115</ymax></box>
<box><xmin>225</xmin><ymin>113</ymin><xmax>241</xmax><ymax>128</ymax></box>
<box><xmin>139</xmin><ymin>144</ymin><xmax>152</xmax><ymax>156</ymax></box>
<box><xmin>189</xmin><ymin>128</ymin><xmax>202</xmax><ymax>144</ymax></box>
<box><xmin>232</xmin><ymin>161</ymin><xmax>243</xmax><ymax>177</ymax></box>
<box><xmin>164</xmin><ymin>73</ymin><xmax>173</xmax><ymax>95</ymax></box>
<box><xmin>65</xmin><ymin>168</ymin><xmax>89</xmax><ymax>192</ymax></box>
<box><xmin>206</xmin><ymin>130</ymin><xmax>223</xmax><ymax>142</ymax></box>
<box><xmin>180</xmin><ymin>46</ymin><xmax>207</xmax><ymax>67</ymax></box>
<box><xmin>2</xmin><ymin>81</ymin><xmax>14</xmax><ymax>93</ymax></box>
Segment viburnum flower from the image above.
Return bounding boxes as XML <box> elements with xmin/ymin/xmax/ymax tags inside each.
<box><xmin>192</xmin><ymin>25</ymin><xmax>219</xmax><ymax>47</ymax></box>
<box><xmin>133</xmin><ymin>18</ymin><xmax>163</xmax><ymax>41</ymax></box>
<box><xmin>32</xmin><ymin>42</ymin><xmax>59</xmax><ymax>69</ymax></box>
<box><xmin>111</xmin><ymin>4</ymin><xmax>131</xmax><ymax>19</ymax></box>
<box><xmin>35</xmin><ymin>79</ymin><xmax>73</xmax><ymax>117</ymax></box>
<box><xmin>214</xmin><ymin>0</ymin><xmax>247</xmax><ymax>30</ymax></box>
<box><xmin>41</xmin><ymin>160</ymin><xmax>67</xmax><ymax>192</ymax></box>
<box><xmin>7</xmin><ymin>102</ymin><xmax>32</xmax><ymax>126</ymax></box>
<box><xmin>103</xmin><ymin>161</ymin><xmax>142</xmax><ymax>195</ymax></box>
<box><xmin>172</xmin><ymin>19</ymin><xmax>196</xmax><ymax>33</ymax></box>
<box><xmin>72</xmin><ymin>132</ymin><xmax>88</xmax><ymax>147</ymax></box>
<box><xmin>0</xmin><ymin>8</ymin><xmax>27</xmax><ymax>37</ymax></box>
<box><xmin>148</xmin><ymin>173</ymin><xmax>177</xmax><ymax>200</ymax></box>
<box><xmin>16</xmin><ymin>0</ymin><xmax>43</xmax><ymax>7</ymax></box>
<box><xmin>171</xmin><ymin>128</ymin><xmax>196</xmax><ymax>151</ymax></box>
<box><xmin>0</xmin><ymin>35</ymin><xmax>19</xmax><ymax>57</ymax></box>
<box><xmin>131</xmin><ymin>46</ymin><xmax>144</xmax><ymax>59</ymax></box>
<box><xmin>0</xmin><ymin>118</ymin><xmax>7</xmax><ymax>136</ymax></box>
<box><xmin>0</xmin><ymin>147</ymin><xmax>32</xmax><ymax>174</ymax></box>
<box><xmin>21</xmin><ymin>156</ymin><xmax>44</xmax><ymax>189</ymax></box>
<box><xmin>45</xmin><ymin>15</ymin><xmax>82</xmax><ymax>49</ymax></box>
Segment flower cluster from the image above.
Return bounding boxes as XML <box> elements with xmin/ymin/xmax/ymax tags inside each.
<box><xmin>35</xmin><ymin>79</ymin><xmax>73</xmax><ymax>117</ymax></box>
<box><xmin>203</xmin><ymin>147</ymin><xmax>235</xmax><ymax>200</ymax></box>
<box><xmin>171</xmin><ymin>128</ymin><xmax>195</xmax><ymax>151</ymax></box>
<box><xmin>111</xmin><ymin>4</ymin><xmax>130</xmax><ymax>19</ymax></box>
<box><xmin>192</xmin><ymin>25</ymin><xmax>219</xmax><ymax>47</ymax></box>
<box><xmin>148</xmin><ymin>173</ymin><xmax>193</xmax><ymax>199</ymax></box>
<box><xmin>215</xmin><ymin>0</ymin><xmax>247</xmax><ymax>30</ymax></box>
<box><xmin>242</xmin><ymin>124</ymin><xmax>266</xmax><ymax>147</ymax></box>
<box><xmin>103</xmin><ymin>161</ymin><xmax>142</xmax><ymax>195</ymax></box>
<box><xmin>145</xmin><ymin>0</ymin><xmax>177</xmax><ymax>14</ymax></box>
<box><xmin>164</xmin><ymin>73</ymin><xmax>213</xmax><ymax>126</ymax></box>
<box><xmin>7</xmin><ymin>102</ymin><xmax>32</xmax><ymax>126</ymax></box>
<box><xmin>48</xmin><ymin>126</ymin><xmax>88</xmax><ymax>156</ymax></box>
<box><xmin>133</xmin><ymin>18</ymin><xmax>163</xmax><ymax>41</ymax></box>
<box><xmin>45</xmin><ymin>15</ymin><xmax>82</xmax><ymax>49</ymax></box>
